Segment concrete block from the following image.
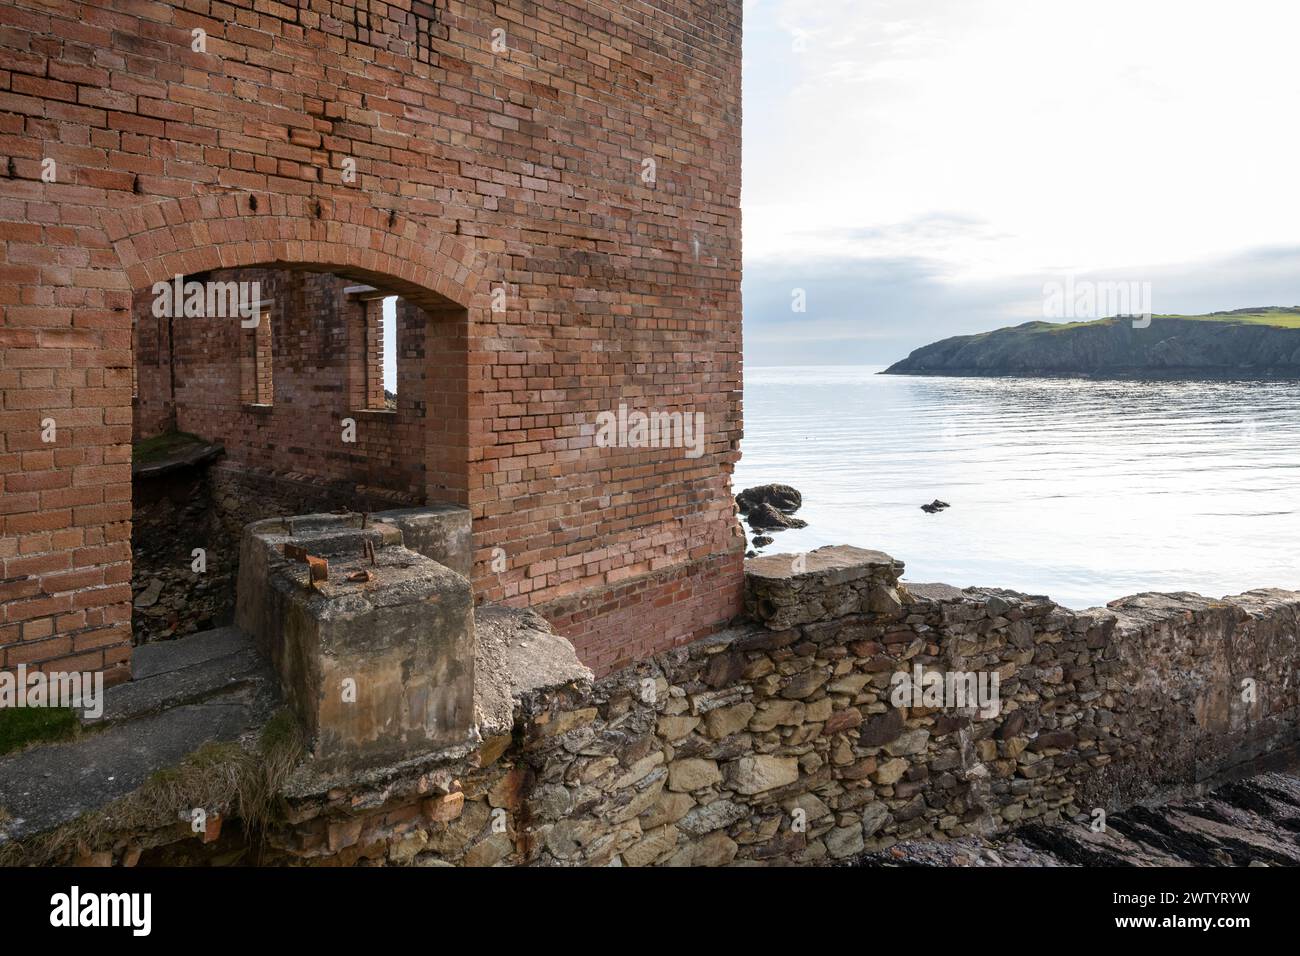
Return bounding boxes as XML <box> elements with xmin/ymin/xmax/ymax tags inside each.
<box><xmin>374</xmin><ymin>505</ymin><xmax>472</xmax><ymax>577</ymax></box>
<box><xmin>236</xmin><ymin>513</ymin><xmax>476</xmax><ymax>771</ymax></box>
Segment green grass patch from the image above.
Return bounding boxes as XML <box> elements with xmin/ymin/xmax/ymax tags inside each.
<box><xmin>1027</xmin><ymin>318</ymin><xmax>1121</xmax><ymax>334</ymax></box>
<box><xmin>1017</xmin><ymin>308</ymin><xmax>1300</xmax><ymax>334</ymax></box>
<box><xmin>1182</xmin><ymin>309</ymin><xmax>1300</xmax><ymax>329</ymax></box>
<box><xmin>0</xmin><ymin>706</ymin><xmax>78</xmax><ymax>756</ymax></box>
<box><xmin>132</xmin><ymin>430</ymin><xmax>207</xmax><ymax>465</ymax></box>
<box><xmin>0</xmin><ymin>708</ymin><xmax>306</xmax><ymax>865</ymax></box>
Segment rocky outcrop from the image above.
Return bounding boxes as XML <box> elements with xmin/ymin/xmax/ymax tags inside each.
<box><xmin>884</xmin><ymin>314</ymin><xmax>1300</xmax><ymax>378</ymax></box>
<box><xmin>745</xmin><ymin>502</ymin><xmax>808</xmax><ymax>531</ymax></box>
<box><xmin>736</xmin><ymin>483</ymin><xmax>802</xmax><ymax>515</ymax></box>
<box><xmin>867</xmin><ymin>768</ymin><xmax>1300</xmax><ymax>867</ymax></box>
<box><xmin>737</xmin><ymin>483</ymin><xmax>807</xmax><ymax>540</ymax></box>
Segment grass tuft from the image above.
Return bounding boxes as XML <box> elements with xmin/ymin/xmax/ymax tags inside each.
<box><xmin>0</xmin><ymin>708</ymin><xmax>305</xmax><ymax>866</ymax></box>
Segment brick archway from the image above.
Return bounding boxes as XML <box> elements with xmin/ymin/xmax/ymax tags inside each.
<box><xmin>111</xmin><ymin>191</ymin><xmax>483</xmax><ymax>516</ymax></box>
<box><xmin>102</xmin><ymin>193</ymin><xmax>486</xmax><ymax>312</ymax></box>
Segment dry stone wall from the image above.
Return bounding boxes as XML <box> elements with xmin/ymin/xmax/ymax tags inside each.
<box><xmin>34</xmin><ymin>544</ymin><xmax>1299</xmax><ymax>867</ymax></box>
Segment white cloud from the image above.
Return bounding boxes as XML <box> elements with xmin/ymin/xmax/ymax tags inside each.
<box><xmin>744</xmin><ymin>0</ymin><xmax>1300</xmax><ymax>282</ymax></box>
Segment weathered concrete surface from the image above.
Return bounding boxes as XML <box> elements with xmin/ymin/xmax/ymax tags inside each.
<box><xmin>278</xmin><ymin>603</ymin><xmax>592</xmax><ymax>801</ymax></box>
<box><xmin>236</xmin><ymin>513</ymin><xmax>476</xmax><ymax>771</ymax></box>
<box><xmin>476</xmin><ymin>606</ymin><xmax>593</xmax><ymax>702</ymax></box>
<box><xmin>98</xmin><ymin>627</ymin><xmax>270</xmax><ymax>724</ymax></box>
<box><xmin>0</xmin><ymin>628</ymin><xmax>279</xmax><ymax>845</ymax></box>
<box><xmin>471</xmin><ymin>605</ymin><xmax>592</xmax><ymax>743</ymax></box>
<box><xmin>375</xmin><ymin>506</ymin><xmax>472</xmax><ymax>577</ymax></box>
<box><xmin>131</xmin><ymin>626</ymin><xmax>251</xmax><ymax>680</ymax></box>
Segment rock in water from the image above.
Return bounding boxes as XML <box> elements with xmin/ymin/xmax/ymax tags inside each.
<box><xmin>752</xmin><ymin>534</ymin><xmax>774</xmax><ymax>548</ymax></box>
<box><xmin>736</xmin><ymin>483</ymin><xmax>802</xmax><ymax>516</ymax></box>
<box><xmin>746</xmin><ymin>502</ymin><xmax>808</xmax><ymax>531</ymax></box>
<box><xmin>920</xmin><ymin>499</ymin><xmax>950</xmax><ymax>514</ymax></box>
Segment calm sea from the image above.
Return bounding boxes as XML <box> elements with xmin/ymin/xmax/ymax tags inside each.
<box><xmin>734</xmin><ymin>365</ymin><xmax>1300</xmax><ymax>609</ymax></box>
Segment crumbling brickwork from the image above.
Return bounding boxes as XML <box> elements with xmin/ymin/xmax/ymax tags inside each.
<box><xmin>0</xmin><ymin>0</ymin><xmax>745</xmax><ymax>680</ymax></box>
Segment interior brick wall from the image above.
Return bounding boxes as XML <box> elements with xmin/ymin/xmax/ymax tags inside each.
<box><xmin>358</xmin><ymin>297</ymin><xmax>386</xmax><ymax>412</ymax></box>
<box><xmin>131</xmin><ymin>304</ymin><xmax>174</xmax><ymax>441</ymax></box>
<box><xmin>134</xmin><ymin>267</ymin><xmax>435</xmax><ymax>498</ymax></box>
<box><xmin>0</xmin><ymin>0</ymin><xmax>744</xmax><ymax>681</ymax></box>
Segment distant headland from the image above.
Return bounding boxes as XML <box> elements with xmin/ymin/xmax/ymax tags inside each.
<box><xmin>884</xmin><ymin>308</ymin><xmax>1300</xmax><ymax>378</ymax></box>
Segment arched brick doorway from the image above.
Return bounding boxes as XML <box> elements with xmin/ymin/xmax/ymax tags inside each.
<box><xmin>108</xmin><ymin>193</ymin><xmax>485</xmax><ymax>507</ymax></box>
<box><xmin>113</xmin><ymin>194</ymin><xmax>485</xmax><ymax>649</ymax></box>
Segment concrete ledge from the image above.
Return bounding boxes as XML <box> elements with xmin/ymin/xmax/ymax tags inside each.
<box><xmin>130</xmin><ymin>625</ymin><xmax>251</xmax><ymax>680</ymax></box>
<box><xmin>375</xmin><ymin>505</ymin><xmax>472</xmax><ymax>577</ymax></box>
<box><xmin>0</xmin><ymin>701</ymin><xmax>271</xmax><ymax>845</ymax></box>
<box><xmin>476</xmin><ymin>606</ymin><xmax>592</xmax><ymax>706</ymax></box>
<box><xmin>99</xmin><ymin>644</ymin><xmax>270</xmax><ymax>725</ymax></box>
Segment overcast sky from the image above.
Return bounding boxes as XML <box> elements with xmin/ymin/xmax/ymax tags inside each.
<box><xmin>741</xmin><ymin>0</ymin><xmax>1300</xmax><ymax>365</ymax></box>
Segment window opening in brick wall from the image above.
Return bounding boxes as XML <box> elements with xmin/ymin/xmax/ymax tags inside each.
<box><xmin>347</xmin><ymin>286</ymin><xmax>396</xmax><ymax>411</ymax></box>
<box><xmin>240</xmin><ymin>305</ymin><xmax>274</xmax><ymax>406</ymax></box>
<box><xmin>382</xmin><ymin>296</ymin><xmax>397</xmax><ymax>407</ymax></box>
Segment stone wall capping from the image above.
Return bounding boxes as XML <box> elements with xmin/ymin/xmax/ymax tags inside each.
<box><xmin>746</xmin><ymin>545</ymin><xmax>903</xmax><ymax>582</ymax></box>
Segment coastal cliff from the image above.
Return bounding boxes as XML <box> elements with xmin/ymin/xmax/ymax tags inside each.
<box><xmin>884</xmin><ymin>309</ymin><xmax>1300</xmax><ymax>377</ymax></box>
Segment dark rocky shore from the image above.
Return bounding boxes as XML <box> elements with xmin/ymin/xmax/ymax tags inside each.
<box><xmin>736</xmin><ymin>483</ymin><xmax>806</xmax><ymax>554</ymax></box>
<box><xmin>862</xmin><ymin>767</ymin><xmax>1300</xmax><ymax>867</ymax></box>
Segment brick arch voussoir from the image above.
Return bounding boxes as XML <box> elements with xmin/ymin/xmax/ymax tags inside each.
<box><xmin>104</xmin><ymin>193</ymin><xmax>487</xmax><ymax>311</ymax></box>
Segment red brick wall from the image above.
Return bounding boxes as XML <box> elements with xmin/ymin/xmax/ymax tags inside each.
<box><xmin>542</xmin><ymin>550</ymin><xmax>745</xmax><ymax>676</ymax></box>
<box><xmin>0</xmin><ymin>0</ymin><xmax>744</xmax><ymax>681</ymax></box>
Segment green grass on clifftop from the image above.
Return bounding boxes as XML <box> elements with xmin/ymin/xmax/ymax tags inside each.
<box><xmin>1024</xmin><ymin>307</ymin><xmax>1300</xmax><ymax>334</ymax></box>
<box><xmin>1183</xmin><ymin>308</ymin><xmax>1300</xmax><ymax>328</ymax></box>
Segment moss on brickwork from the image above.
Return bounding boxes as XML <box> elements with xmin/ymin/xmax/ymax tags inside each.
<box><xmin>132</xmin><ymin>430</ymin><xmax>207</xmax><ymax>465</ymax></box>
